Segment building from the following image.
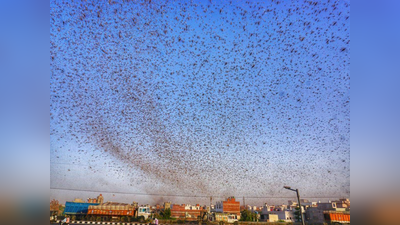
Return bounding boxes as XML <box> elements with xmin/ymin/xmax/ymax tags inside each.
<box><xmin>97</xmin><ymin>194</ymin><xmax>104</xmax><ymax>204</ymax></box>
<box><xmin>306</xmin><ymin>200</ymin><xmax>350</xmax><ymax>224</ymax></box>
<box><xmin>273</xmin><ymin>205</ymin><xmax>287</xmax><ymax>211</ymax></box>
<box><xmin>87</xmin><ymin>194</ymin><xmax>104</xmax><ymax>204</ymax></box>
<box><xmin>164</xmin><ymin>202</ymin><xmax>171</xmax><ymax>210</ymax></box>
<box><xmin>305</xmin><ymin>207</ymin><xmax>325</xmax><ymax>224</ymax></box>
<box><xmin>301</xmin><ymin>201</ymin><xmax>318</xmax><ymax>209</ymax></box>
<box><xmin>333</xmin><ymin>198</ymin><xmax>350</xmax><ymax>209</ymax></box>
<box><xmin>210</xmin><ymin>212</ymin><xmax>239</xmax><ymax>223</ymax></box>
<box><xmin>317</xmin><ymin>202</ymin><xmax>346</xmax><ymax>211</ymax></box>
<box><xmin>260</xmin><ymin>213</ymin><xmax>279</xmax><ymax>222</ymax></box>
<box><xmin>260</xmin><ymin>211</ymin><xmax>295</xmax><ymax>222</ymax></box>
<box><xmin>87</xmin><ymin>198</ymin><xmax>97</xmax><ymax>203</ymax></box>
<box><xmin>170</xmin><ymin>204</ymin><xmax>204</xmax><ymax>221</ymax></box>
<box><xmin>214</xmin><ymin>197</ymin><xmax>241</xmax><ymax>219</ymax></box>
<box><xmin>288</xmin><ymin>200</ymin><xmax>297</xmax><ymax>206</ymax></box>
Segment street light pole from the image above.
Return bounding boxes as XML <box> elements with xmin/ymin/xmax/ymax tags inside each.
<box><xmin>283</xmin><ymin>186</ymin><xmax>305</xmax><ymax>225</ymax></box>
<box><xmin>295</xmin><ymin>189</ymin><xmax>305</xmax><ymax>225</ymax></box>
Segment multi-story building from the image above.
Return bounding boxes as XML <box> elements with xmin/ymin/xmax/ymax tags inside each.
<box><xmin>333</xmin><ymin>198</ymin><xmax>350</xmax><ymax>209</ymax></box>
<box><xmin>87</xmin><ymin>194</ymin><xmax>104</xmax><ymax>203</ymax></box>
<box><xmin>305</xmin><ymin>207</ymin><xmax>325</xmax><ymax>223</ymax></box>
<box><xmin>214</xmin><ymin>197</ymin><xmax>241</xmax><ymax>219</ymax></box>
<box><xmin>210</xmin><ymin>212</ymin><xmax>239</xmax><ymax>223</ymax></box>
<box><xmin>164</xmin><ymin>202</ymin><xmax>171</xmax><ymax>209</ymax></box>
<box><xmin>318</xmin><ymin>202</ymin><xmax>345</xmax><ymax>211</ymax></box>
<box><xmin>273</xmin><ymin>205</ymin><xmax>287</xmax><ymax>211</ymax></box>
<box><xmin>96</xmin><ymin>194</ymin><xmax>104</xmax><ymax>204</ymax></box>
<box><xmin>260</xmin><ymin>210</ymin><xmax>295</xmax><ymax>222</ymax></box>
<box><xmin>260</xmin><ymin>213</ymin><xmax>279</xmax><ymax>222</ymax></box>
<box><xmin>306</xmin><ymin>200</ymin><xmax>350</xmax><ymax>224</ymax></box>
<box><xmin>170</xmin><ymin>204</ymin><xmax>204</xmax><ymax>221</ymax></box>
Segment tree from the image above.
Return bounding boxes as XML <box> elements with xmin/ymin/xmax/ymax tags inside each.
<box><xmin>58</xmin><ymin>205</ymin><xmax>65</xmax><ymax>216</ymax></box>
<box><xmin>162</xmin><ymin>208</ymin><xmax>172</xmax><ymax>219</ymax></box>
<box><xmin>240</xmin><ymin>209</ymin><xmax>255</xmax><ymax>221</ymax></box>
<box><xmin>293</xmin><ymin>207</ymin><xmax>301</xmax><ymax>222</ymax></box>
<box><xmin>157</xmin><ymin>208</ymin><xmax>172</xmax><ymax>219</ymax></box>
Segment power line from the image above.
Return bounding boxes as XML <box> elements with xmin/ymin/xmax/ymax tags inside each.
<box><xmin>50</xmin><ymin>187</ymin><xmax>346</xmax><ymax>199</ymax></box>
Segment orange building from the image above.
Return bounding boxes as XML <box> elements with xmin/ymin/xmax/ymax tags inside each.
<box><xmin>171</xmin><ymin>204</ymin><xmax>205</xmax><ymax>221</ymax></box>
<box><xmin>214</xmin><ymin>197</ymin><xmax>241</xmax><ymax>219</ymax></box>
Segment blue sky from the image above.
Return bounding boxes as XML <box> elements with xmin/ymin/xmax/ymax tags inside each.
<box><xmin>50</xmin><ymin>0</ymin><xmax>350</xmax><ymax>205</ymax></box>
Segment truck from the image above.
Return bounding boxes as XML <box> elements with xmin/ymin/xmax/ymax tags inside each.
<box><xmin>137</xmin><ymin>206</ymin><xmax>151</xmax><ymax>220</ymax></box>
<box><xmin>324</xmin><ymin>211</ymin><xmax>350</xmax><ymax>224</ymax></box>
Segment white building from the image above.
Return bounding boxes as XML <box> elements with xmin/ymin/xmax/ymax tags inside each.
<box><xmin>260</xmin><ymin>211</ymin><xmax>295</xmax><ymax>222</ymax></box>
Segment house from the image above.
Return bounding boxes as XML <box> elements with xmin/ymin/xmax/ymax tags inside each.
<box><xmin>170</xmin><ymin>204</ymin><xmax>204</xmax><ymax>221</ymax></box>
<box><xmin>260</xmin><ymin>210</ymin><xmax>295</xmax><ymax>222</ymax></box>
<box><xmin>260</xmin><ymin>213</ymin><xmax>279</xmax><ymax>222</ymax></box>
<box><xmin>214</xmin><ymin>197</ymin><xmax>241</xmax><ymax>220</ymax></box>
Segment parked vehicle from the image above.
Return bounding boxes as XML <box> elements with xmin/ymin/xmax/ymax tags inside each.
<box><xmin>138</xmin><ymin>206</ymin><xmax>151</xmax><ymax>219</ymax></box>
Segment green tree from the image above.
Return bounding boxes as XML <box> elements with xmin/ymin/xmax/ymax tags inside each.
<box><xmin>240</xmin><ymin>209</ymin><xmax>255</xmax><ymax>221</ymax></box>
<box><xmin>162</xmin><ymin>208</ymin><xmax>172</xmax><ymax>219</ymax></box>
<box><xmin>293</xmin><ymin>206</ymin><xmax>301</xmax><ymax>222</ymax></box>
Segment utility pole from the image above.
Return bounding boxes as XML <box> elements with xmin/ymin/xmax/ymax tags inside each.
<box><xmin>243</xmin><ymin>196</ymin><xmax>245</xmax><ymax>208</ymax></box>
<box><xmin>283</xmin><ymin>186</ymin><xmax>305</xmax><ymax>225</ymax></box>
<box><xmin>295</xmin><ymin>189</ymin><xmax>305</xmax><ymax>225</ymax></box>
